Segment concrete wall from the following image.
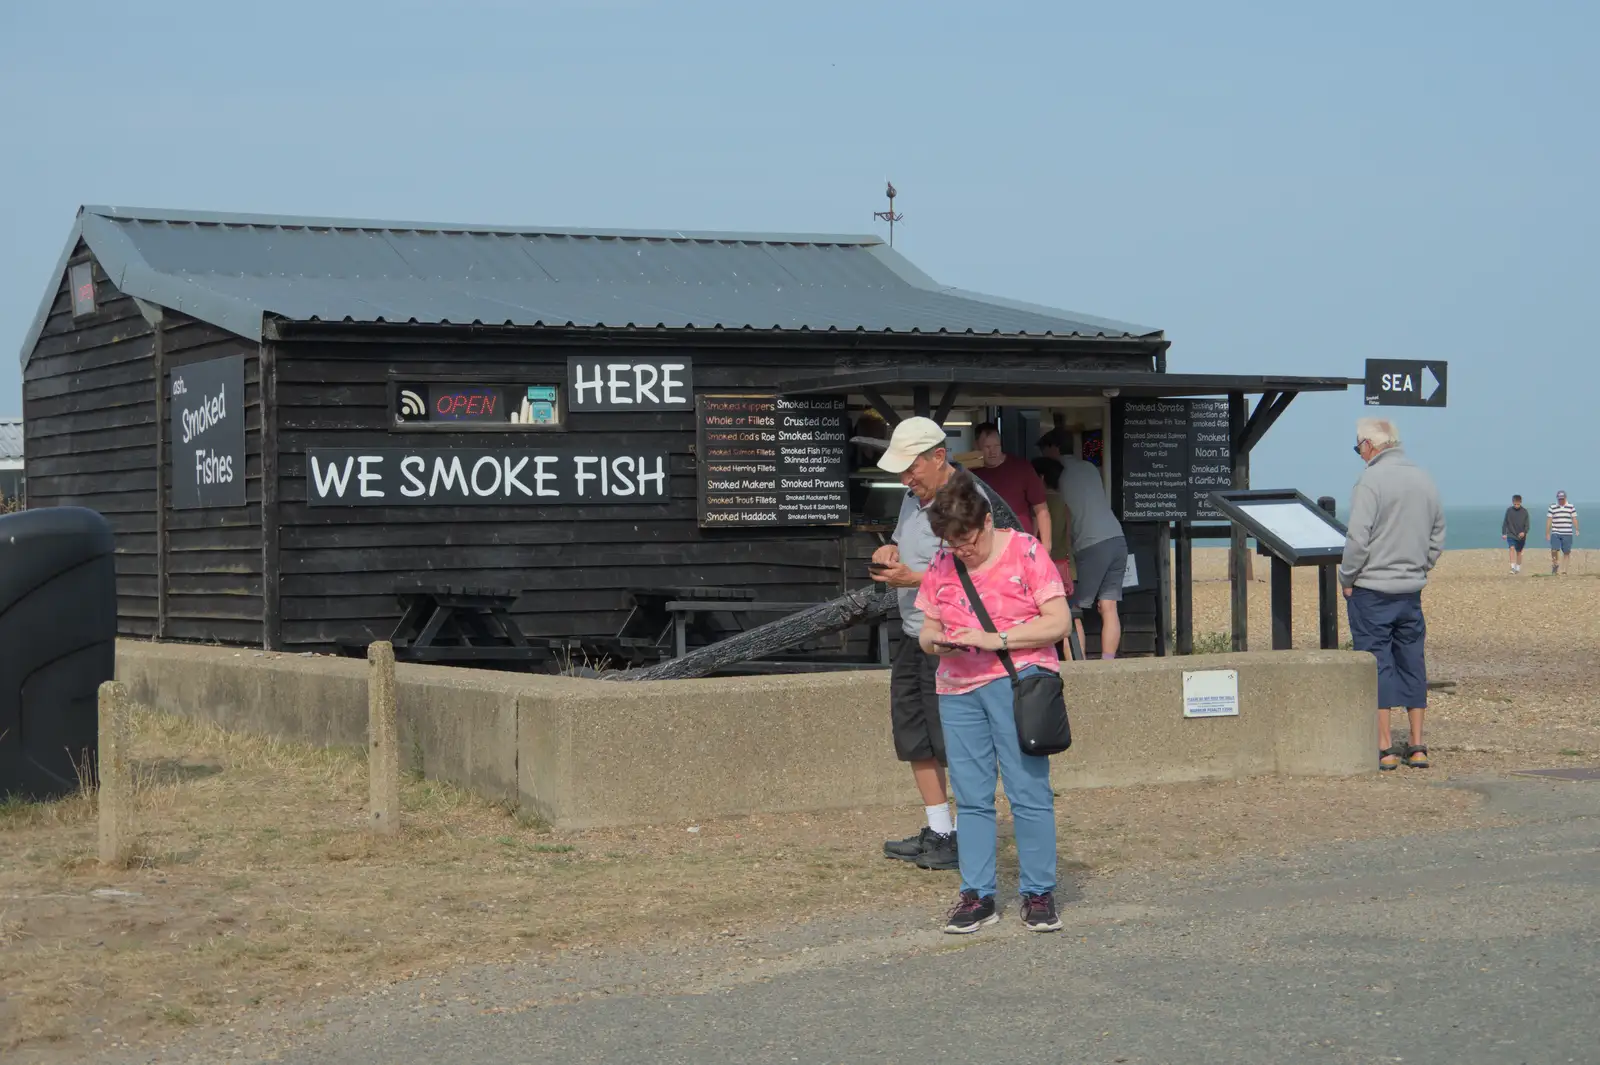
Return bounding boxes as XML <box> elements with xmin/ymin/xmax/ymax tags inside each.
<box><xmin>116</xmin><ymin>642</ymin><xmax>1376</xmax><ymax>829</ymax></box>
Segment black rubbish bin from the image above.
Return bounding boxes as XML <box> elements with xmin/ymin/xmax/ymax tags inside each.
<box><xmin>0</xmin><ymin>506</ymin><xmax>117</xmax><ymax>801</ymax></box>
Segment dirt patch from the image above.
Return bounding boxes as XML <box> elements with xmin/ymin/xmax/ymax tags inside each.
<box><xmin>3</xmin><ymin>548</ymin><xmax>1596</xmax><ymax>1059</ymax></box>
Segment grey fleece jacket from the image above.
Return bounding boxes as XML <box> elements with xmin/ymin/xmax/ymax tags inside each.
<box><xmin>1339</xmin><ymin>446</ymin><xmax>1445</xmax><ymax>593</ymax></box>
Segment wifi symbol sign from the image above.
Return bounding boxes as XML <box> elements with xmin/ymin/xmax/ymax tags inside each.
<box><xmin>399</xmin><ymin>389</ymin><xmax>427</xmax><ymax>418</ymax></box>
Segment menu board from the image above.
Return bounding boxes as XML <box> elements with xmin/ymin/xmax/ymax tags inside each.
<box><xmin>696</xmin><ymin>394</ymin><xmax>850</xmax><ymax>527</ymax></box>
<box><xmin>1117</xmin><ymin>398</ymin><xmax>1234</xmax><ymax>522</ymax></box>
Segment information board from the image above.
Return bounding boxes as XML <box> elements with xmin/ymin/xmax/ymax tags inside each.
<box><xmin>696</xmin><ymin>394</ymin><xmax>850</xmax><ymax>527</ymax></box>
<box><xmin>1118</xmin><ymin>398</ymin><xmax>1234</xmax><ymax>522</ymax></box>
<box><xmin>170</xmin><ymin>354</ymin><xmax>247</xmax><ymax>510</ymax></box>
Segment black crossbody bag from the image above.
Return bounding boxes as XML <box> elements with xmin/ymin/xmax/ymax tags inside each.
<box><xmin>953</xmin><ymin>558</ymin><xmax>1072</xmax><ymax>756</ymax></box>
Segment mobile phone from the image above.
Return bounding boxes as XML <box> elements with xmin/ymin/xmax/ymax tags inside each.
<box><xmin>867</xmin><ymin>561</ymin><xmax>891</xmax><ymax>572</ymax></box>
<box><xmin>933</xmin><ymin>640</ymin><xmax>966</xmax><ymax>651</ymax></box>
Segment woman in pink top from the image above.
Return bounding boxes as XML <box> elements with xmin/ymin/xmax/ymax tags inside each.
<box><xmin>914</xmin><ymin>471</ymin><xmax>1071</xmax><ymax>934</ymax></box>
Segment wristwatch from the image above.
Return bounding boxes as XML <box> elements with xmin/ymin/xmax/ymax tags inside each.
<box><xmin>998</xmin><ymin>631</ymin><xmax>1009</xmax><ymax>651</ymax></box>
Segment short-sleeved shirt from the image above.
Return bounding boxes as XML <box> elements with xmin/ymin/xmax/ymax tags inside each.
<box><xmin>914</xmin><ymin>531</ymin><xmax>1066</xmax><ymax>695</ymax></box>
<box><xmin>890</xmin><ymin>473</ymin><xmax>1003</xmax><ymax>638</ymax></box>
<box><xmin>1056</xmin><ymin>455</ymin><xmax>1124</xmax><ymax>554</ymax></box>
<box><xmin>1548</xmin><ymin>502</ymin><xmax>1577</xmax><ymax>535</ymax></box>
<box><xmin>973</xmin><ymin>455</ymin><xmax>1048</xmax><ymax>536</ymax></box>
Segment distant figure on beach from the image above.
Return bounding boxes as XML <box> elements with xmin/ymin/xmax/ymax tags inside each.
<box><xmin>1339</xmin><ymin>417</ymin><xmax>1445</xmax><ymax>772</ymax></box>
<box><xmin>1502</xmin><ymin>495</ymin><xmax>1529</xmax><ymax>573</ymax></box>
<box><xmin>1546</xmin><ymin>491</ymin><xmax>1579</xmax><ymax>575</ymax></box>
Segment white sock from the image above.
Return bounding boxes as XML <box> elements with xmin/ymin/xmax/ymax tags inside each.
<box><xmin>926</xmin><ymin>803</ymin><xmax>954</xmax><ymax>836</ymax></box>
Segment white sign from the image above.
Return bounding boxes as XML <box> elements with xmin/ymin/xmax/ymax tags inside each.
<box><xmin>1183</xmin><ymin>669</ymin><xmax>1239</xmax><ymax>718</ymax></box>
<box><xmin>1235</xmin><ymin>501</ymin><xmax>1348</xmax><ymax>552</ymax></box>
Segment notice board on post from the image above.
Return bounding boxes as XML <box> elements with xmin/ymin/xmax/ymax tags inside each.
<box><xmin>1117</xmin><ymin>398</ymin><xmax>1232</xmax><ymax>522</ymax></box>
<box><xmin>695</xmin><ymin>394</ymin><xmax>851</xmax><ymax>527</ymax></box>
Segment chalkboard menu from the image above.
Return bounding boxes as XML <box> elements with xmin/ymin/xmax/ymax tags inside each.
<box><xmin>696</xmin><ymin>394</ymin><xmax>850</xmax><ymax>527</ymax></box>
<box><xmin>1117</xmin><ymin>398</ymin><xmax>1233</xmax><ymax>521</ymax></box>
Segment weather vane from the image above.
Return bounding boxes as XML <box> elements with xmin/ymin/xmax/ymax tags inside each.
<box><xmin>873</xmin><ymin>181</ymin><xmax>904</xmax><ymax>247</ymax></box>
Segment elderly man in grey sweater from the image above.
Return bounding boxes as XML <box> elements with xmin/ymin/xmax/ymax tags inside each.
<box><xmin>1340</xmin><ymin>417</ymin><xmax>1445</xmax><ymax>770</ymax></box>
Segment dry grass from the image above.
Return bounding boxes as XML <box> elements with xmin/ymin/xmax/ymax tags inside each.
<box><xmin>1</xmin><ymin>548</ymin><xmax>1594</xmax><ymax>1057</ymax></box>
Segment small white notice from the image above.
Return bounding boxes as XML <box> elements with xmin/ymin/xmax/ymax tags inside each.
<box><xmin>1183</xmin><ymin>670</ymin><xmax>1239</xmax><ymax>718</ymax></box>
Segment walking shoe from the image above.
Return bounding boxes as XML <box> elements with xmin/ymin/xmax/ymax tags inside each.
<box><xmin>883</xmin><ymin>827</ymin><xmax>934</xmax><ymax>862</ymax></box>
<box><xmin>1021</xmin><ymin>891</ymin><xmax>1062</xmax><ymax>932</ymax></box>
<box><xmin>914</xmin><ymin>831</ymin><xmax>959</xmax><ymax>871</ymax></box>
<box><xmin>943</xmin><ymin>890</ymin><xmax>999</xmax><ymax>934</ymax></box>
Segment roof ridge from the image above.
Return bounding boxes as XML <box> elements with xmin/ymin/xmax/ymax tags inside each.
<box><xmin>79</xmin><ymin>205</ymin><xmax>886</xmax><ymax>247</ymax></box>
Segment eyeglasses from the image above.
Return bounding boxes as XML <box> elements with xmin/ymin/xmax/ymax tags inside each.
<box><xmin>1352</xmin><ymin>441</ymin><xmax>1365</xmax><ymax>456</ymax></box>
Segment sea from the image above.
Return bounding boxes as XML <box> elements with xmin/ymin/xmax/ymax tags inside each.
<box><xmin>1326</xmin><ymin>501</ymin><xmax>1595</xmax><ymax>551</ymax></box>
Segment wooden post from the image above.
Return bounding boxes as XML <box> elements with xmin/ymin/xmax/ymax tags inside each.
<box><xmin>1227</xmin><ymin>393</ymin><xmax>1249</xmax><ymax>651</ymax></box>
<box><xmin>1154</xmin><ymin>522</ymin><xmax>1173</xmax><ymax>657</ymax></box>
<box><xmin>97</xmin><ymin>681</ymin><xmax>132</xmax><ymax>867</ymax></box>
<box><xmin>260</xmin><ymin>341</ymin><xmax>282</xmax><ymax>651</ymax></box>
<box><xmin>1175</xmin><ymin>521</ymin><xmax>1194</xmax><ymax>654</ymax></box>
<box><xmin>1317</xmin><ymin>495</ymin><xmax>1340</xmax><ymax>649</ymax></box>
<box><xmin>368</xmin><ymin>641</ymin><xmax>400</xmax><ymax>834</ymax></box>
<box><xmin>1270</xmin><ymin>554</ymin><xmax>1293</xmax><ymax>650</ymax></box>
<box><xmin>152</xmin><ymin>316</ymin><xmax>168</xmax><ymax>640</ymax></box>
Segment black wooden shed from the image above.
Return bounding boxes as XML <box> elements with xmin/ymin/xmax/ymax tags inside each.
<box><xmin>20</xmin><ymin>206</ymin><xmax>1352</xmax><ymax>664</ymax></box>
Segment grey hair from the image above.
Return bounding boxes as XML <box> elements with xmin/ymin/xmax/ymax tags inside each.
<box><xmin>1356</xmin><ymin>417</ymin><xmax>1399</xmax><ymax>450</ymax></box>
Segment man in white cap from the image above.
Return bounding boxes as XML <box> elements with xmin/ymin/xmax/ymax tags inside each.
<box><xmin>869</xmin><ymin>416</ymin><xmax>1004</xmax><ymax>871</ymax></box>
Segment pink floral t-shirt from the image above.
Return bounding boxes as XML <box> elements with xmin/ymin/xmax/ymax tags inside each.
<box><xmin>914</xmin><ymin>531</ymin><xmax>1067</xmax><ymax>695</ymax></box>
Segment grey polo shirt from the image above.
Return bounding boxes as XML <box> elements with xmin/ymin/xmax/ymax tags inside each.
<box><xmin>890</xmin><ymin>474</ymin><xmax>1002</xmax><ymax>638</ymax></box>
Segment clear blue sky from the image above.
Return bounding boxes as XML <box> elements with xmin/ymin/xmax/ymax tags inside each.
<box><xmin>2</xmin><ymin>0</ymin><xmax>1594</xmax><ymax>506</ymax></box>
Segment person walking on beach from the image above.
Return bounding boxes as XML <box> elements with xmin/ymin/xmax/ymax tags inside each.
<box><xmin>1546</xmin><ymin>491</ymin><xmax>1579</xmax><ymax>575</ymax></box>
<box><xmin>1502</xmin><ymin>495</ymin><xmax>1529</xmax><ymax>573</ymax></box>
<box><xmin>1340</xmin><ymin>418</ymin><xmax>1445</xmax><ymax>771</ymax></box>
<box><xmin>915</xmin><ymin>470</ymin><xmax>1070</xmax><ymax>933</ymax></box>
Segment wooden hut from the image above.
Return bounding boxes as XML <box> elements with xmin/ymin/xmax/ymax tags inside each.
<box><xmin>19</xmin><ymin>206</ymin><xmax>1351</xmax><ymax>665</ymax></box>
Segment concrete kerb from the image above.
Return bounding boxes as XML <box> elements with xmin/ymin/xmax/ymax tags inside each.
<box><xmin>115</xmin><ymin>641</ymin><xmax>1377</xmax><ymax>830</ymax></box>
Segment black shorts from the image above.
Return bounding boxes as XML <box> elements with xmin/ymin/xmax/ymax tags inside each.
<box><xmin>889</xmin><ymin>634</ymin><xmax>945</xmax><ymax>764</ymax></box>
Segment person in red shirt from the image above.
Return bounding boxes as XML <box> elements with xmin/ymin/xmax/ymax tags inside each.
<box><xmin>971</xmin><ymin>422</ymin><xmax>1051</xmax><ymax>548</ymax></box>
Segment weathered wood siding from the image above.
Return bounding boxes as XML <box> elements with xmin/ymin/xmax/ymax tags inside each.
<box><xmin>21</xmin><ymin>247</ymin><xmax>264</xmax><ymax>643</ymax></box>
<box><xmin>22</xmin><ymin>247</ymin><xmax>158</xmax><ymax>636</ymax></box>
<box><xmin>162</xmin><ymin>317</ymin><xmax>263</xmax><ymax>645</ymax></box>
<box><xmin>274</xmin><ymin>336</ymin><xmax>1158</xmax><ymax>654</ymax></box>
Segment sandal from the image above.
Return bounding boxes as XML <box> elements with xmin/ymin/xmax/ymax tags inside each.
<box><xmin>1379</xmin><ymin>745</ymin><xmax>1404</xmax><ymax>771</ymax></box>
<box><xmin>1404</xmin><ymin>744</ymin><xmax>1430</xmax><ymax>769</ymax></box>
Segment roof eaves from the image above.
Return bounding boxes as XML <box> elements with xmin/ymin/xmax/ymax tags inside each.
<box><xmin>79</xmin><ymin>205</ymin><xmax>885</xmax><ymax>247</ymax></box>
<box><xmin>16</xmin><ymin>214</ymin><xmax>84</xmax><ymax>370</ymax></box>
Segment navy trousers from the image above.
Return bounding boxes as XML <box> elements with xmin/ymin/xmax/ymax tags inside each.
<box><xmin>1346</xmin><ymin>586</ymin><xmax>1428</xmax><ymax>710</ymax></box>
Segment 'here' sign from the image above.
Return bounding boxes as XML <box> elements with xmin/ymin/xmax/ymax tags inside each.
<box><xmin>567</xmin><ymin>357</ymin><xmax>693</xmax><ymax>411</ymax></box>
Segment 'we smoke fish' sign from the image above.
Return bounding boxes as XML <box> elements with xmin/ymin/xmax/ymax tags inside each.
<box><xmin>304</xmin><ymin>448</ymin><xmax>671</xmax><ymax>506</ymax></box>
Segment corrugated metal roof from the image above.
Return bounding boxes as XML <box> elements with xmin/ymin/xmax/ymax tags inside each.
<box><xmin>19</xmin><ymin>206</ymin><xmax>1161</xmax><ymax>367</ymax></box>
<box><xmin>0</xmin><ymin>418</ymin><xmax>22</xmax><ymax>461</ymax></box>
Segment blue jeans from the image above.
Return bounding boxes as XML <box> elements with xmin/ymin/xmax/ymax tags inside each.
<box><xmin>941</xmin><ymin>668</ymin><xmax>1057</xmax><ymax>898</ymax></box>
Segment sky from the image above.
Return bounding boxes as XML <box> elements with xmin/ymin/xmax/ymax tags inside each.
<box><xmin>1</xmin><ymin>0</ymin><xmax>1595</xmax><ymax>506</ymax></box>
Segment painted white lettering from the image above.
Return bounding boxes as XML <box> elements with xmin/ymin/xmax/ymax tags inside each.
<box><xmin>357</xmin><ymin>455</ymin><xmax>385</xmax><ymax>498</ymax></box>
<box><xmin>399</xmin><ymin>456</ymin><xmax>426</xmax><ymax>497</ymax></box>
<box><xmin>660</xmin><ymin>363</ymin><xmax>686</xmax><ymax>405</ymax></box>
<box><xmin>502</xmin><ymin>456</ymin><xmax>532</xmax><ymax>497</ymax></box>
<box><xmin>574</xmin><ymin>456</ymin><xmax>598</xmax><ymax>497</ymax></box>
<box><xmin>607</xmin><ymin>363</ymin><xmax>632</xmax><ymax>405</ymax></box>
<box><xmin>428</xmin><ymin>455</ymin><xmax>468</xmax><ymax>497</ymax></box>
<box><xmin>574</xmin><ymin>363</ymin><xmax>604</xmax><ymax>405</ymax></box>
<box><xmin>533</xmin><ymin>455</ymin><xmax>559</xmax><ymax>497</ymax></box>
<box><xmin>635</xmin><ymin>454</ymin><xmax>666</xmax><ymax>497</ymax></box>
<box><xmin>470</xmin><ymin>455</ymin><xmax>501</xmax><ymax>496</ymax></box>
<box><xmin>310</xmin><ymin>455</ymin><xmax>356</xmax><ymax>498</ymax></box>
<box><xmin>633</xmin><ymin>363</ymin><xmax>660</xmax><ymax>405</ymax></box>
<box><xmin>611</xmin><ymin>455</ymin><xmax>636</xmax><ymax>497</ymax></box>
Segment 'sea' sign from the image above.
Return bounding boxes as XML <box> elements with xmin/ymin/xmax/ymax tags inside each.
<box><xmin>1364</xmin><ymin>359</ymin><xmax>1448</xmax><ymax>408</ymax></box>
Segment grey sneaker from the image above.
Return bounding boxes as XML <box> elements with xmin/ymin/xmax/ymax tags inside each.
<box><xmin>914</xmin><ymin>831</ymin><xmax>958</xmax><ymax>871</ymax></box>
<box><xmin>883</xmin><ymin>827</ymin><xmax>934</xmax><ymax>862</ymax></box>
<box><xmin>1021</xmin><ymin>891</ymin><xmax>1062</xmax><ymax>932</ymax></box>
<box><xmin>943</xmin><ymin>890</ymin><xmax>999</xmax><ymax>934</ymax></box>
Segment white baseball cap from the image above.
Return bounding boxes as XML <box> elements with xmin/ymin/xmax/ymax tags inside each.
<box><xmin>876</xmin><ymin>416</ymin><xmax>950</xmax><ymax>474</ymax></box>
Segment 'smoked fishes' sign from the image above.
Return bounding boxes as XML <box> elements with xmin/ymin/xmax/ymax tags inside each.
<box><xmin>305</xmin><ymin>448</ymin><xmax>671</xmax><ymax>506</ymax></box>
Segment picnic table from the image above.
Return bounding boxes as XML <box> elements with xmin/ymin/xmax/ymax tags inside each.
<box><xmin>342</xmin><ymin>584</ymin><xmax>543</xmax><ymax>668</ymax></box>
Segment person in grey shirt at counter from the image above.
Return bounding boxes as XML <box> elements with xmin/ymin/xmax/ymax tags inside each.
<box><xmin>1340</xmin><ymin>417</ymin><xmax>1445</xmax><ymax>771</ymax></box>
<box><xmin>1055</xmin><ymin>449</ymin><xmax>1127</xmax><ymax>658</ymax></box>
<box><xmin>869</xmin><ymin>417</ymin><xmax>1004</xmax><ymax>872</ymax></box>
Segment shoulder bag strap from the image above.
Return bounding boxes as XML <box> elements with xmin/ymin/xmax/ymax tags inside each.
<box><xmin>953</xmin><ymin>557</ymin><xmax>1020</xmax><ymax>685</ymax></box>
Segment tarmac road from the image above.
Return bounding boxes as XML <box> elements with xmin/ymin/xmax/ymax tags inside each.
<box><xmin>113</xmin><ymin>777</ymin><xmax>1600</xmax><ymax>1065</ymax></box>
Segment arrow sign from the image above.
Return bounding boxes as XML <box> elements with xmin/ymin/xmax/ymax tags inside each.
<box><xmin>1364</xmin><ymin>359</ymin><xmax>1448</xmax><ymax>408</ymax></box>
